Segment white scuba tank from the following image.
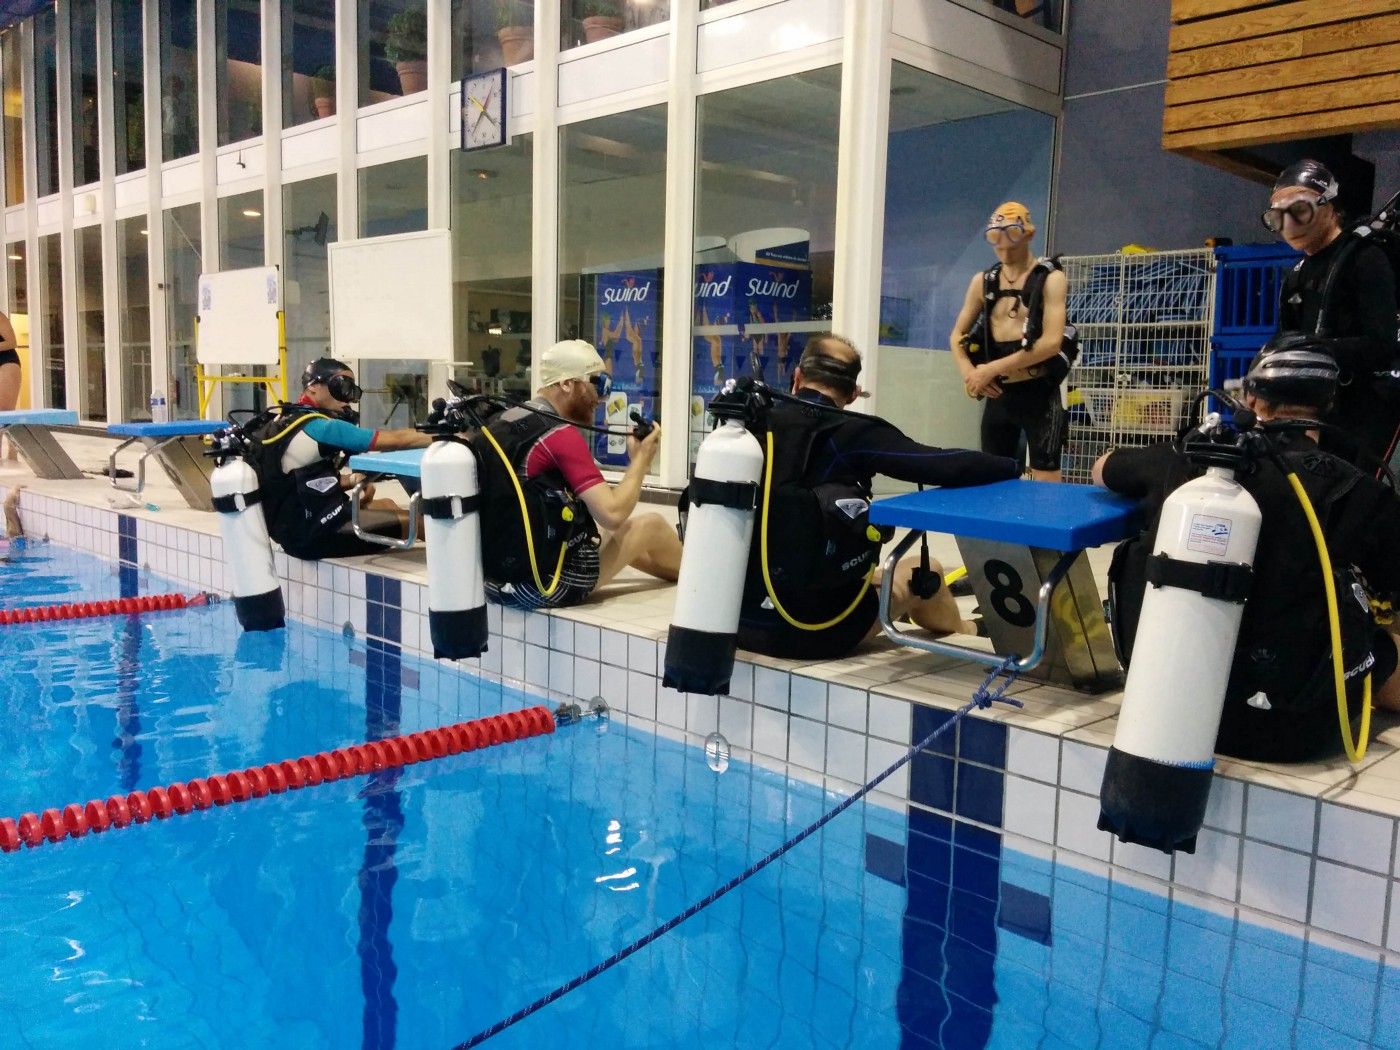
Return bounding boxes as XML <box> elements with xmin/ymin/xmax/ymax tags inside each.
<box><xmin>210</xmin><ymin>455</ymin><xmax>285</xmax><ymax>631</ymax></box>
<box><xmin>663</xmin><ymin>419</ymin><xmax>765</xmax><ymax>695</ymax></box>
<box><xmin>421</xmin><ymin>437</ymin><xmax>488</xmax><ymax>660</ymax></box>
<box><xmin>1099</xmin><ymin>465</ymin><xmax>1262</xmax><ymax>854</ymax></box>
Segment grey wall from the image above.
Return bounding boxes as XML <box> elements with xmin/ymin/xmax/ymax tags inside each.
<box><xmin>1051</xmin><ymin>0</ymin><xmax>1268</xmax><ymax>255</ymax></box>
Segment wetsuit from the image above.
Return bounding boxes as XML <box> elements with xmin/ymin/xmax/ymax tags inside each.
<box><xmin>1280</xmin><ymin>236</ymin><xmax>1400</xmax><ymax>470</ymax></box>
<box><xmin>252</xmin><ymin>403</ymin><xmax>402</xmax><ymax>560</ymax></box>
<box><xmin>736</xmin><ymin>390</ymin><xmax>1020</xmax><ymax>660</ymax></box>
<box><xmin>1102</xmin><ymin>433</ymin><xmax>1400</xmax><ymax>762</ymax></box>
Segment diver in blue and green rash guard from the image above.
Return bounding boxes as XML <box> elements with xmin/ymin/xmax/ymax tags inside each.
<box><xmin>250</xmin><ymin>358</ymin><xmax>432</xmax><ymax>561</ymax></box>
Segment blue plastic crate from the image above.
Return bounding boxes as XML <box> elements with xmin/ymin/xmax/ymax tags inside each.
<box><xmin>1209</xmin><ymin>333</ymin><xmax>1263</xmax><ymax>408</ymax></box>
<box><xmin>1213</xmin><ymin>244</ymin><xmax>1301</xmax><ymax>338</ymax></box>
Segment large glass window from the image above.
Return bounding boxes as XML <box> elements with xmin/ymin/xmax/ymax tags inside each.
<box><xmin>283</xmin><ymin>175</ymin><xmax>337</xmax><ymax>366</ymax></box>
<box><xmin>559</xmin><ymin>105</ymin><xmax>667</xmax><ymax>469</ymax></box>
<box><xmin>163</xmin><ymin>203</ymin><xmax>202</xmax><ymax>418</ymax></box>
<box><xmin>37</xmin><ymin>233</ymin><xmax>63</xmax><ymax>407</ymax></box>
<box><xmin>360</xmin><ymin>1</ymin><xmax>427</xmax><ymax>108</ymax></box>
<box><xmin>452</xmin><ymin>0</ymin><xmax>534</xmax><ymax>79</ymax></box>
<box><xmin>218</xmin><ymin>189</ymin><xmax>265</xmax><ymax>268</ymax></box>
<box><xmin>112</xmin><ymin>0</ymin><xmax>145</xmax><ymax>176</ymax></box>
<box><xmin>116</xmin><ymin>217</ymin><xmax>152</xmax><ymax>420</ymax></box>
<box><xmin>2</xmin><ymin>30</ymin><xmax>26</xmax><ymax>203</ymax></box>
<box><xmin>74</xmin><ymin>225</ymin><xmax>107</xmax><ymax>419</ymax></box>
<box><xmin>876</xmin><ymin>62</ymin><xmax>1054</xmax><ymax>454</ymax></box>
<box><xmin>984</xmin><ymin>0</ymin><xmax>1062</xmax><ymax>33</ymax></box>
<box><xmin>34</xmin><ymin>8</ymin><xmax>59</xmax><ymax>197</ymax></box>
<box><xmin>70</xmin><ymin>0</ymin><xmax>100</xmax><ymax>186</ymax></box>
<box><xmin>282</xmin><ymin>0</ymin><xmax>336</xmax><ymax>127</ymax></box>
<box><xmin>689</xmin><ymin>68</ymin><xmax>839</xmax><ymax>464</ymax></box>
<box><xmin>7</xmin><ymin>242</ymin><xmax>28</xmax><ymax>399</ymax></box>
<box><xmin>160</xmin><ymin>1</ymin><xmax>199</xmax><ymax>161</ymax></box>
<box><xmin>358</xmin><ymin>156</ymin><xmax>429</xmax><ymax>425</ymax></box>
<box><xmin>217</xmin><ymin>0</ymin><xmax>263</xmax><ymax>146</ymax></box>
<box><xmin>451</xmin><ymin>135</ymin><xmax>532</xmax><ymax>399</ymax></box>
<box><xmin>562</xmin><ymin>0</ymin><xmax>667</xmax><ymax>51</ymax></box>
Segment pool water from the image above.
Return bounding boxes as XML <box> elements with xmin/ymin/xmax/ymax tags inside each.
<box><xmin>0</xmin><ymin>544</ymin><xmax>1395</xmax><ymax>1049</ymax></box>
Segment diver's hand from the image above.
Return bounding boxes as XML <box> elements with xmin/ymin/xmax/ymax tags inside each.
<box><xmin>626</xmin><ymin>421</ymin><xmax>662</xmax><ymax>466</ymax></box>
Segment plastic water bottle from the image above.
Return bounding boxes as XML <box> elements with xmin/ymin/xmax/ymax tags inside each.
<box><xmin>149</xmin><ymin>388</ymin><xmax>168</xmax><ymax>423</ymax></box>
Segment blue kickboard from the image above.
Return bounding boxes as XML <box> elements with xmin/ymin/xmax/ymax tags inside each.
<box><xmin>0</xmin><ymin>409</ymin><xmax>79</xmax><ymax>426</ymax></box>
<box><xmin>107</xmin><ymin>420</ymin><xmax>227</xmax><ymax>437</ymax></box>
<box><xmin>348</xmin><ymin>448</ymin><xmax>425</xmax><ymax>479</ymax></box>
<box><xmin>869</xmin><ymin>479</ymin><xmax>1141</xmax><ymax>552</ymax></box>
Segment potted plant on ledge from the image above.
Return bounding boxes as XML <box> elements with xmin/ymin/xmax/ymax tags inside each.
<box><xmin>385</xmin><ymin>9</ymin><xmax>428</xmax><ymax>95</ymax></box>
<box><xmin>580</xmin><ymin>0</ymin><xmax>624</xmax><ymax>44</ymax></box>
<box><xmin>311</xmin><ymin>65</ymin><xmax>335</xmax><ymax>118</ymax></box>
<box><xmin>496</xmin><ymin>1</ymin><xmax>533</xmax><ymax>66</ymax></box>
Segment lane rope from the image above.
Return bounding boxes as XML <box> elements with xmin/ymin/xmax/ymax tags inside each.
<box><xmin>452</xmin><ymin>658</ymin><xmax>1025</xmax><ymax>1049</ymax></box>
<box><xmin>0</xmin><ymin>706</ymin><xmax>556</xmax><ymax>854</ymax></box>
<box><xmin>0</xmin><ymin>592</ymin><xmax>215</xmax><ymax>625</ymax></box>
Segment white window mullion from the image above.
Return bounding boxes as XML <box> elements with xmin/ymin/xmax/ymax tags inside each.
<box><xmin>530</xmin><ymin>0</ymin><xmax>561</xmax><ymax>395</ymax></box>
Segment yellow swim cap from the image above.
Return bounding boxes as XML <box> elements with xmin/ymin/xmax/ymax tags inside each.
<box><xmin>988</xmin><ymin>201</ymin><xmax>1034</xmax><ymax>230</ymax></box>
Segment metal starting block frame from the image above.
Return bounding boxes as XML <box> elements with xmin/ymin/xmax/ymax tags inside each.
<box><xmin>106</xmin><ymin>421</ymin><xmax>228</xmax><ymax>511</ymax></box>
<box><xmin>869</xmin><ymin>480</ymin><xmax>1141</xmax><ymax>693</ymax></box>
<box><xmin>0</xmin><ymin>410</ymin><xmax>83</xmax><ymax>479</ymax></box>
<box><xmin>345</xmin><ymin>447</ymin><xmax>424</xmax><ymax>551</ymax></box>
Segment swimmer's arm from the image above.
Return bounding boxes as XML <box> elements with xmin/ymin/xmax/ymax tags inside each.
<box><xmin>0</xmin><ymin>313</ymin><xmax>17</xmax><ymax>351</ymax></box>
<box><xmin>948</xmin><ymin>273</ymin><xmax>983</xmax><ymax>379</ymax></box>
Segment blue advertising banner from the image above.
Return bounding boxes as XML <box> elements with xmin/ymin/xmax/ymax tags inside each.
<box><xmin>690</xmin><ymin>262</ymin><xmax>813</xmax><ymax>459</ymax></box>
<box><xmin>593</xmin><ymin>269</ymin><xmax>660</xmax><ymax>468</ymax></box>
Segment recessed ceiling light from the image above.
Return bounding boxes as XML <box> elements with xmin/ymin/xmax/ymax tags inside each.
<box><xmin>139</xmin><ymin>229</ymin><xmax>148</xmax><ymax>236</ymax></box>
<box><xmin>242</xmin><ymin>208</ymin><xmax>261</xmax><ymax>217</ymax></box>
<box><xmin>474</xmin><ymin>168</ymin><xmax>494</xmax><ymax>180</ymax></box>
<box><xmin>6</xmin><ymin>253</ymin><xmax>19</xmax><ymax>260</ymax></box>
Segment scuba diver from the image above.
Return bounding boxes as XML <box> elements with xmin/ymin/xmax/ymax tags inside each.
<box><xmin>248</xmin><ymin>357</ymin><xmax>432</xmax><ymax>560</ymax></box>
<box><xmin>1094</xmin><ymin>333</ymin><xmax>1400</xmax><ymax>763</ymax></box>
<box><xmin>949</xmin><ymin>201</ymin><xmax>1071</xmax><ymax>482</ymax></box>
<box><xmin>478</xmin><ymin>338</ymin><xmax>680</xmax><ymax>610</ymax></box>
<box><xmin>1266</xmin><ymin>160</ymin><xmax>1400</xmax><ymax>471</ymax></box>
<box><xmin>727</xmin><ymin>334</ymin><xmax>1022</xmax><ymax>661</ymax></box>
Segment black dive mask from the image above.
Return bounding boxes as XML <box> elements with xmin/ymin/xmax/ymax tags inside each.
<box><xmin>325</xmin><ymin>373</ymin><xmax>363</xmax><ymax>404</ymax></box>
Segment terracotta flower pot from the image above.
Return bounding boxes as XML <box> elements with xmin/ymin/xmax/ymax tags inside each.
<box><xmin>581</xmin><ymin>15</ymin><xmax>623</xmax><ymax>43</ymax></box>
<box><xmin>395</xmin><ymin>59</ymin><xmax>427</xmax><ymax>95</ymax></box>
<box><xmin>498</xmin><ymin>25</ymin><xmax>533</xmax><ymax>65</ymax></box>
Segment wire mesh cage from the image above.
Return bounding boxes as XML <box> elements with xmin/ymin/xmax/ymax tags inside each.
<box><xmin>1060</xmin><ymin>249</ymin><xmax>1216</xmax><ymax>483</ymax></box>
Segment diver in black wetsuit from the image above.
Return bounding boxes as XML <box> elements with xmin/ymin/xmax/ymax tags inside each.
<box><xmin>734</xmin><ymin>335</ymin><xmax>1021</xmax><ymax>661</ymax></box>
<box><xmin>1267</xmin><ymin>159</ymin><xmax>1400</xmax><ymax>472</ymax></box>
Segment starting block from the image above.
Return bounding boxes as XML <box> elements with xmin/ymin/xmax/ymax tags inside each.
<box><xmin>106</xmin><ymin>420</ymin><xmax>227</xmax><ymax>511</ymax></box>
<box><xmin>0</xmin><ymin>410</ymin><xmax>83</xmax><ymax>479</ymax></box>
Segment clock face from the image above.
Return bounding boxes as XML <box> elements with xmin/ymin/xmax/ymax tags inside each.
<box><xmin>461</xmin><ymin>69</ymin><xmax>507</xmax><ymax>151</ymax></box>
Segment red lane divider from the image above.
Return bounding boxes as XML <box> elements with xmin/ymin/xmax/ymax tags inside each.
<box><xmin>0</xmin><ymin>705</ymin><xmax>556</xmax><ymax>854</ymax></box>
<box><xmin>0</xmin><ymin>592</ymin><xmax>213</xmax><ymax>626</ymax></box>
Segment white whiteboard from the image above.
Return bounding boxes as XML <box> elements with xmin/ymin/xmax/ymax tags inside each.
<box><xmin>197</xmin><ymin>266</ymin><xmax>282</xmax><ymax>365</ymax></box>
<box><xmin>328</xmin><ymin>229</ymin><xmax>453</xmax><ymax>362</ymax></box>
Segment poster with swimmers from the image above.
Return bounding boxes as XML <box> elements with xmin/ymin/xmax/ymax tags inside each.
<box><xmin>691</xmin><ymin>260</ymin><xmax>813</xmax><ymax>460</ymax></box>
<box><xmin>593</xmin><ymin>269</ymin><xmax>660</xmax><ymax>468</ymax></box>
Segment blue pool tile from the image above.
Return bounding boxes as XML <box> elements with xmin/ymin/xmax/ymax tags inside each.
<box><xmin>907</xmin><ymin>825</ymin><xmax>953</xmax><ymax>884</ymax></box>
<box><xmin>366</xmin><ymin>602</ymin><xmax>384</xmax><ymax>640</ymax></box>
<box><xmin>1376</xmin><ymin>970</ymin><xmax>1400</xmax><ymax>1050</ymax></box>
<box><xmin>1300</xmin><ymin>951</ymin><xmax>1381</xmax><ymax>1042</ymax></box>
<box><xmin>1049</xmin><ymin>932</ymin><xmax>1107</xmax><ymax>998</ymax></box>
<box><xmin>1158</xmin><ymin>971</ymin><xmax>1225</xmax><ymax>1046</ymax></box>
<box><xmin>1052</xmin><ymin>880</ymin><xmax>1109</xmax><ymax>942</ymax></box>
<box><xmin>864</xmin><ymin>832</ymin><xmax>906</xmax><ymax>887</ymax></box>
<box><xmin>907</xmin><ymin>805</ymin><xmax>953</xmax><ymax>843</ymax></box>
<box><xmin>1165</xmin><ymin>914</ymin><xmax>1232</xmax><ymax>986</ymax></box>
<box><xmin>949</xmin><ymin>888</ymin><xmax>999</xmax><ymax>955</ymax></box>
<box><xmin>1098</xmin><ymin>1001</ymin><xmax>1154</xmax><ymax>1048</ymax></box>
<box><xmin>1291</xmin><ymin>1019</ymin><xmax>1372</xmax><ymax>1050</ymax></box>
<box><xmin>952</xmin><ymin>842</ymin><xmax>1001</xmax><ymax>903</ymax></box>
<box><xmin>1108</xmin><ymin>896</ymin><xmax>1169</xmax><ymax>963</ymax></box>
<box><xmin>1045</xmin><ymin>982</ymin><xmax>1105</xmax><ymax>1048</ymax></box>
<box><xmin>912</xmin><ymin>702</ymin><xmax>958</xmax><ymax>756</ymax></box>
<box><xmin>997</xmin><ymin>882</ymin><xmax>1052</xmax><ymax>946</ymax></box>
<box><xmin>959</xmin><ymin>716</ymin><xmax>1007</xmax><ymax>767</ymax></box>
<box><xmin>382</xmin><ymin>576</ymin><xmax>400</xmax><ymax>607</ymax></box>
<box><xmin>1103</xmin><ymin>947</ymin><xmax>1168</xmax><ymax>1021</ymax></box>
<box><xmin>955</xmin><ymin>762</ymin><xmax>1004</xmax><ymax>827</ymax></box>
<box><xmin>906</xmin><ymin>872</ymin><xmax>952</xmax><ymax>932</ymax></box>
<box><xmin>1149</xmin><ymin>1033</ymin><xmax>1212</xmax><ymax>1050</ymax></box>
<box><xmin>382</xmin><ymin>605</ymin><xmax>401</xmax><ymax>644</ymax></box>
<box><xmin>910</xmin><ymin>752</ymin><xmax>955</xmax><ymax>812</ymax></box>
<box><xmin>953</xmin><ymin>820</ymin><xmax>1002</xmax><ymax>860</ymax></box>
<box><xmin>366</xmin><ymin>573</ymin><xmax>383</xmax><ymax>604</ymax></box>
<box><xmin>118</xmin><ymin>563</ymin><xmax>139</xmax><ymax>598</ymax></box>
<box><xmin>1227</xmin><ymin>935</ymin><xmax>1304</xmax><ymax>1012</ymax></box>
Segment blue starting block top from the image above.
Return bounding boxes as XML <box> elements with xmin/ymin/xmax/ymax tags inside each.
<box><xmin>0</xmin><ymin>409</ymin><xmax>79</xmax><ymax>426</ymax></box>
<box><xmin>869</xmin><ymin>479</ymin><xmax>1141</xmax><ymax>552</ymax></box>
<box><xmin>347</xmin><ymin>447</ymin><xmax>425</xmax><ymax>480</ymax></box>
<box><xmin>107</xmin><ymin>420</ymin><xmax>227</xmax><ymax>438</ymax></box>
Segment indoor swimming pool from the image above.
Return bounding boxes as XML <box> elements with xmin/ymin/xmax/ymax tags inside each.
<box><xmin>0</xmin><ymin>543</ymin><xmax>1395</xmax><ymax>1049</ymax></box>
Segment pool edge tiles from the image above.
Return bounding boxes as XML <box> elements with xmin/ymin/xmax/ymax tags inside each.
<box><xmin>6</xmin><ymin>483</ymin><xmax>1400</xmax><ymax>963</ymax></box>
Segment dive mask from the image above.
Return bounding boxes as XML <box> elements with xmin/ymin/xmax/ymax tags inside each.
<box><xmin>1261</xmin><ymin>195</ymin><xmax>1323</xmax><ymax>234</ymax></box>
<box><xmin>325</xmin><ymin>373</ymin><xmax>363</xmax><ymax>404</ymax></box>
<box><xmin>590</xmin><ymin>371</ymin><xmax>613</xmax><ymax>399</ymax></box>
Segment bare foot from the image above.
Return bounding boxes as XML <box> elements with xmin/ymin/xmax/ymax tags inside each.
<box><xmin>4</xmin><ymin>485</ymin><xmax>23</xmax><ymax>537</ymax></box>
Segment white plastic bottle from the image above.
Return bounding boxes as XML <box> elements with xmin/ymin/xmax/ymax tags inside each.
<box><xmin>149</xmin><ymin>388</ymin><xmax>169</xmax><ymax>423</ymax></box>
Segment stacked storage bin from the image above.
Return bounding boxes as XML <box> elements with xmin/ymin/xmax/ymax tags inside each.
<box><xmin>1210</xmin><ymin>244</ymin><xmax>1302</xmax><ymax>396</ymax></box>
